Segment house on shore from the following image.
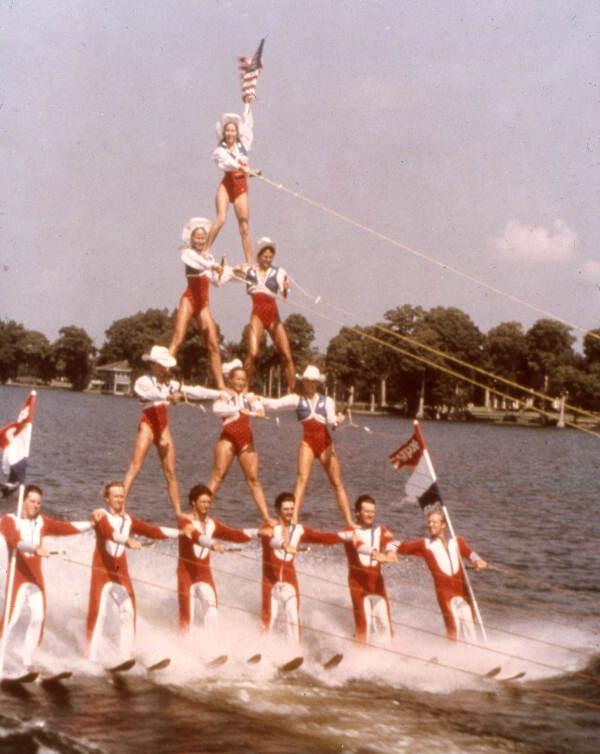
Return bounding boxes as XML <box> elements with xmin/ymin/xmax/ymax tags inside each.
<box><xmin>93</xmin><ymin>361</ymin><xmax>132</xmax><ymax>395</ymax></box>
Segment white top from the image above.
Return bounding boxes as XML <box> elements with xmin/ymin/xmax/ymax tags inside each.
<box><xmin>181</xmin><ymin>248</ymin><xmax>234</xmax><ymax>286</ymax></box>
<box><xmin>213</xmin><ymin>106</ymin><xmax>254</xmax><ymax>172</ymax></box>
<box><xmin>263</xmin><ymin>393</ymin><xmax>338</xmax><ymax>427</ymax></box>
<box><xmin>213</xmin><ymin>391</ymin><xmax>264</xmax><ymax>425</ymax></box>
<box><xmin>134</xmin><ymin>375</ymin><xmax>180</xmax><ymax>408</ymax></box>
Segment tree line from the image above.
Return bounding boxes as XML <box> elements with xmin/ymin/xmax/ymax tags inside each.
<box><xmin>2</xmin><ymin>305</ymin><xmax>600</xmax><ymax>414</ymax></box>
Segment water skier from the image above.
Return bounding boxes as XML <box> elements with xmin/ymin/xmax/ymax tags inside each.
<box><xmin>0</xmin><ymin>484</ymin><xmax>95</xmax><ymax>671</ymax></box>
<box><xmin>123</xmin><ymin>345</ymin><xmax>222</xmax><ymax>517</ymax></box>
<box><xmin>86</xmin><ymin>481</ymin><xmax>190</xmax><ymax>665</ymax></box>
<box><xmin>169</xmin><ymin>217</ymin><xmax>231</xmax><ymax>389</ymax></box>
<box><xmin>390</xmin><ymin>507</ymin><xmax>487</xmax><ymax>642</ymax></box>
<box><xmin>205</xmin><ymin>102</ymin><xmax>255</xmax><ymax>264</ymax></box>
<box><xmin>262</xmin><ymin>365</ymin><xmax>353</xmax><ymax>527</ymax></box>
<box><xmin>177</xmin><ymin>484</ymin><xmax>259</xmax><ymax>633</ymax></box>
<box><xmin>208</xmin><ymin>360</ymin><xmax>275</xmax><ymax>526</ymax></box>
<box><xmin>339</xmin><ymin>495</ymin><xmax>396</xmax><ymax>644</ymax></box>
<box><xmin>239</xmin><ymin>237</ymin><xmax>296</xmax><ymax>391</ymax></box>
<box><xmin>260</xmin><ymin>492</ymin><xmax>344</xmax><ymax>642</ymax></box>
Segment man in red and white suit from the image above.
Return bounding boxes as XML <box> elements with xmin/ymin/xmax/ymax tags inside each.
<box><xmin>260</xmin><ymin>492</ymin><xmax>344</xmax><ymax>642</ymax></box>
<box><xmin>86</xmin><ymin>480</ymin><xmax>185</xmax><ymax>664</ymax></box>
<box><xmin>391</xmin><ymin>507</ymin><xmax>487</xmax><ymax>641</ymax></box>
<box><xmin>177</xmin><ymin>483</ymin><xmax>258</xmax><ymax>632</ymax></box>
<box><xmin>339</xmin><ymin>494</ymin><xmax>396</xmax><ymax>644</ymax></box>
<box><xmin>0</xmin><ymin>484</ymin><xmax>94</xmax><ymax>669</ymax></box>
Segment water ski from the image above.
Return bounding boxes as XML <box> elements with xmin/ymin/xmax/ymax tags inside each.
<box><xmin>322</xmin><ymin>653</ymin><xmax>343</xmax><ymax>670</ymax></box>
<box><xmin>146</xmin><ymin>658</ymin><xmax>171</xmax><ymax>672</ymax></box>
<box><xmin>206</xmin><ymin>655</ymin><xmax>228</xmax><ymax>669</ymax></box>
<box><xmin>106</xmin><ymin>658</ymin><xmax>136</xmax><ymax>674</ymax></box>
<box><xmin>1</xmin><ymin>671</ymin><xmax>39</xmax><ymax>688</ymax></box>
<box><xmin>40</xmin><ymin>671</ymin><xmax>72</xmax><ymax>687</ymax></box>
<box><xmin>279</xmin><ymin>656</ymin><xmax>304</xmax><ymax>673</ymax></box>
<box><xmin>484</xmin><ymin>666</ymin><xmax>502</xmax><ymax>679</ymax></box>
<box><xmin>500</xmin><ymin>671</ymin><xmax>526</xmax><ymax>682</ymax></box>
<box><xmin>247</xmin><ymin>654</ymin><xmax>262</xmax><ymax>664</ymax></box>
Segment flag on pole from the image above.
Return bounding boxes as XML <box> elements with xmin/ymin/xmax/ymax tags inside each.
<box><xmin>389</xmin><ymin>421</ymin><xmax>442</xmax><ymax>510</ymax></box>
<box><xmin>0</xmin><ymin>392</ymin><xmax>36</xmax><ymax>497</ymax></box>
<box><xmin>239</xmin><ymin>38</ymin><xmax>265</xmax><ymax>102</ymax></box>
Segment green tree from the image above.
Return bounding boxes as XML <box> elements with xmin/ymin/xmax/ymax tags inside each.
<box><xmin>52</xmin><ymin>326</ymin><xmax>96</xmax><ymax>390</ymax></box>
<box><xmin>583</xmin><ymin>329</ymin><xmax>600</xmax><ymax>366</ymax></box>
<box><xmin>17</xmin><ymin>330</ymin><xmax>55</xmax><ymax>382</ymax></box>
<box><xmin>99</xmin><ymin>309</ymin><xmax>172</xmax><ymax>371</ymax></box>
<box><xmin>483</xmin><ymin>322</ymin><xmax>529</xmax><ymax>384</ymax></box>
<box><xmin>525</xmin><ymin>319</ymin><xmax>575</xmax><ymax>392</ymax></box>
<box><xmin>0</xmin><ymin>320</ymin><xmax>26</xmax><ymax>383</ymax></box>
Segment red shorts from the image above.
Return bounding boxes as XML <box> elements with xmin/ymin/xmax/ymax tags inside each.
<box><xmin>220</xmin><ymin>414</ymin><xmax>253</xmax><ymax>455</ymax></box>
<box><xmin>302</xmin><ymin>418</ymin><xmax>331</xmax><ymax>458</ymax></box>
<box><xmin>140</xmin><ymin>404</ymin><xmax>168</xmax><ymax>444</ymax></box>
<box><xmin>180</xmin><ymin>275</ymin><xmax>209</xmax><ymax>316</ymax></box>
<box><xmin>221</xmin><ymin>171</ymin><xmax>248</xmax><ymax>202</ymax></box>
<box><xmin>251</xmin><ymin>293</ymin><xmax>279</xmax><ymax>330</ymax></box>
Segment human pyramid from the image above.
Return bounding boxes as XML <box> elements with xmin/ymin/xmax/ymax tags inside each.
<box><xmin>0</xmin><ymin>44</ymin><xmax>487</xmax><ymax>676</ymax></box>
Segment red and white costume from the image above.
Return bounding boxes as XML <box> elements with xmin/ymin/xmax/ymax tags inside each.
<box><xmin>260</xmin><ymin>524</ymin><xmax>342</xmax><ymax>642</ymax></box>
<box><xmin>213</xmin><ymin>392</ymin><xmax>264</xmax><ymax>456</ymax></box>
<box><xmin>394</xmin><ymin>536</ymin><xmax>481</xmax><ymax>641</ymax></box>
<box><xmin>0</xmin><ymin>513</ymin><xmax>92</xmax><ymax>668</ymax></box>
<box><xmin>177</xmin><ymin>518</ymin><xmax>258</xmax><ymax>632</ymax></box>
<box><xmin>213</xmin><ymin>105</ymin><xmax>254</xmax><ymax>202</ymax></box>
<box><xmin>339</xmin><ymin>525</ymin><xmax>396</xmax><ymax>643</ymax></box>
<box><xmin>263</xmin><ymin>393</ymin><xmax>339</xmax><ymax>458</ymax></box>
<box><xmin>178</xmin><ymin>248</ymin><xmax>233</xmax><ymax>317</ymax></box>
<box><xmin>244</xmin><ymin>264</ymin><xmax>287</xmax><ymax>330</ymax></box>
<box><xmin>134</xmin><ymin>375</ymin><xmax>181</xmax><ymax>445</ymax></box>
<box><xmin>86</xmin><ymin>510</ymin><xmax>179</xmax><ymax>663</ymax></box>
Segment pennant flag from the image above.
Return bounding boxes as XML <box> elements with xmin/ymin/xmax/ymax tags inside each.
<box><xmin>0</xmin><ymin>392</ymin><xmax>36</xmax><ymax>498</ymax></box>
<box><xmin>389</xmin><ymin>421</ymin><xmax>442</xmax><ymax>510</ymax></box>
<box><xmin>239</xmin><ymin>38</ymin><xmax>265</xmax><ymax>102</ymax></box>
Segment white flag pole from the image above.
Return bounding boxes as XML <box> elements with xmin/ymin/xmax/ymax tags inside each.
<box><xmin>417</xmin><ymin>424</ymin><xmax>488</xmax><ymax>643</ymax></box>
<box><xmin>0</xmin><ymin>391</ymin><xmax>37</xmax><ymax>677</ymax></box>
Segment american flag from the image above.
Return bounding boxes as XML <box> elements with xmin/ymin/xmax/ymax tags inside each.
<box><xmin>239</xmin><ymin>38</ymin><xmax>265</xmax><ymax>102</ymax></box>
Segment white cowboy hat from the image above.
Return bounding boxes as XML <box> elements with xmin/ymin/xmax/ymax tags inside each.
<box><xmin>182</xmin><ymin>217</ymin><xmax>212</xmax><ymax>245</ymax></box>
<box><xmin>215</xmin><ymin>112</ymin><xmax>242</xmax><ymax>140</ymax></box>
<box><xmin>142</xmin><ymin>345</ymin><xmax>177</xmax><ymax>368</ymax></box>
<box><xmin>256</xmin><ymin>236</ymin><xmax>276</xmax><ymax>257</ymax></box>
<box><xmin>299</xmin><ymin>365</ymin><xmax>325</xmax><ymax>383</ymax></box>
<box><xmin>222</xmin><ymin>358</ymin><xmax>243</xmax><ymax>377</ymax></box>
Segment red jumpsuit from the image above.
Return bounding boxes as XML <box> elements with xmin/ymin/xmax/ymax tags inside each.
<box><xmin>86</xmin><ymin>510</ymin><xmax>178</xmax><ymax>663</ymax></box>
<box><xmin>0</xmin><ymin>513</ymin><xmax>91</xmax><ymax>667</ymax></box>
<box><xmin>260</xmin><ymin>524</ymin><xmax>342</xmax><ymax>642</ymax></box>
<box><xmin>341</xmin><ymin>525</ymin><xmax>395</xmax><ymax>643</ymax></box>
<box><xmin>395</xmin><ymin>536</ymin><xmax>479</xmax><ymax>641</ymax></box>
<box><xmin>177</xmin><ymin>517</ymin><xmax>256</xmax><ymax>632</ymax></box>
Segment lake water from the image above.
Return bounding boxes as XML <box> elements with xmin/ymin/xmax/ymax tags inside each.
<box><xmin>0</xmin><ymin>385</ymin><xmax>598</xmax><ymax>754</ymax></box>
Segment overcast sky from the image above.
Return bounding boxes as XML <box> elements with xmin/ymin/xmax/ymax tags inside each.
<box><xmin>2</xmin><ymin>0</ymin><xmax>599</xmax><ymax>351</ymax></box>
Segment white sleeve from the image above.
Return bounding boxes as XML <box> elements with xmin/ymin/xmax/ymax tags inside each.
<box><xmin>239</xmin><ymin>104</ymin><xmax>254</xmax><ymax>151</ymax></box>
<box><xmin>159</xmin><ymin>527</ymin><xmax>180</xmax><ymax>539</ymax></box>
<box><xmin>262</xmin><ymin>394</ymin><xmax>299</xmax><ymax>411</ymax></box>
<box><xmin>336</xmin><ymin>530</ymin><xmax>354</xmax><ymax>542</ymax></box>
<box><xmin>134</xmin><ymin>375</ymin><xmax>162</xmax><ymax>401</ymax></box>
<box><xmin>469</xmin><ymin>551</ymin><xmax>482</xmax><ymax>563</ymax></box>
<box><xmin>325</xmin><ymin>397</ymin><xmax>338</xmax><ymax>427</ymax></box>
<box><xmin>71</xmin><ymin>521</ymin><xmax>93</xmax><ymax>532</ymax></box>
<box><xmin>213</xmin><ymin>145</ymin><xmax>240</xmax><ymax>172</ymax></box>
<box><xmin>181</xmin><ymin>249</ymin><xmax>215</xmax><ymax>272</ymax></box>
<box><xmin>215</xmin><ymin>265</ymin><xmax>234</xmax><ymax>286</ymax></box>
<box><xmin>183</xmin><ymin>385</ymin><xmax>222</xmax><ymax>401</ymax></box>
<box><xmin>243</xmin><ymin>528</ymin><xmax>259</xmax><ymax>539</ymax></box>
<box><xmin>213</xmin><ymin>399</ymin><xmax>238</xmax><ymax>418</ymax></box>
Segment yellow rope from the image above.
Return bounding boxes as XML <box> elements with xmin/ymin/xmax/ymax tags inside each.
<box><xmin>256</xmin><ymin>172</ymin><xmax>600</xmax><ymax>343</ymax></box>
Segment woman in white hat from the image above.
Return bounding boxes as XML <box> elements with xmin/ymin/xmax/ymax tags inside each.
<box><xmin>123</xmin><ymin>346</ymin><xmax>222</xmax><ymax>517</ymax></box>
<box><xmin>205</xmin><ymin>101</ymin><xmax>255</xmax><ymax>264</ymax></box>
<box><xmin>241</xmin><ymin>237</ymin><xmax>296</xmax><ymax>391</ymax></box>
<box><xmin>208</xmin><ymin>360</ymin><xmax>275</xmax><ymax>525</ymax></box>
<box><xmin>169</xmin><ymin>217</ymin><xmax>231</xmax><ymax>390</ymax></box>
<box><xmin>262</xmin><ymin>365</ymin><xmax>353</xmax><ymax>527</ymax></box>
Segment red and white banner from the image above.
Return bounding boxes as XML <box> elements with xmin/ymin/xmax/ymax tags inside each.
<box><xmin>389</xmin><ymin>421</ymin><xmax>442</xmax><ymax>509</ymax></box>
<box><xmin>0</xmin><ymin>392</ymin><xmax>36</xmax><ymax>497</ymax></box>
